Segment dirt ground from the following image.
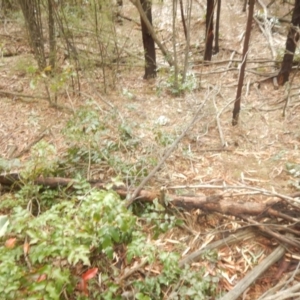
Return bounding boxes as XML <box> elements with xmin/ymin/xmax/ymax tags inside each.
<box><xmin>1</xmin><ymin>0</ymin><xmax>300</xmax><ymax>298</ymax></box>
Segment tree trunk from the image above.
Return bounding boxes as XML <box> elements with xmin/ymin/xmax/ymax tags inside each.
<box><xmin>277</xmin><ymin>0</ymin><xmax>300</xmax><ymax>85</ymax></box>
<box><xmin>214</xmin><ymin>0</ymin><xmax>221</xmax><ymax>54</ymax></box>
<box><xmin>140</xmin><ymin>0</ymin><xmax>157</xmax><ymax>79</ymax></box>
<box><xmin>48</xmin><ymin>0</ymin><xmax>56</xmax><ymax>71</ymax></box>
<box><xmin>232</xmin><ymin>0</ymin><xmax>255</xmax><ymax>126</ymax></box>
<box><xmin>18</xmin><ymin>0</ymin><xmax>46</xmax><ymax>71</ymax></box>
<box><xmin>204</xmin><ymin>0</ymin><xmax>214</xmax><ymax>61</ymax></box>
<box><xmin>179</xmin><ymin>0</ymin><xmax>187</xmax><ymax>40</ymax></box>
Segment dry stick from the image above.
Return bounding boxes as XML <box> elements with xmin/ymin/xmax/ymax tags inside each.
<box><xmin>117</xmin><ymin>259</ymin><xmax>147</xmax><ymax>283</ymax></box>
<box><xmin>212</xmin><ymin>88</ymin><xmax>226</xmax><ymax>147</ymax></box>
<box><xmin>198</xmin><ymin>58</ymin><xmax>280</xmax><ymax>65</ymax></box>
<box><xmin>179</xmin><ymin>229</ymin><xmax>255</xmax><ymax>267</ymax></box>
<box><xmin>253</xmin><ymin>0</ymin><xmax>279</xmax><ymax>89</ymax></box>
<box><xmin>125</xmin><ymin>95</ymin><xmax>210</xmax><ymax>208</ymax></box>
<box><xmin>258</xmin><ymin>265</ymin><xmax>300</xmax><ymax>300</ymax></box>
<box><xmin>220</xmin><ymin>245</ymin><xmax>285</xmax><ymax>300</ymax></box>
<box><xmin>182</xmin><ymin>0</ymin><xmax>192</xmax><ymax>83</ymax></box>
<box><xmin>225</xmin><ymin>50</ymin><xmax>236</xmax><ymax>74</ymax></box>
<box><xmin>245</xmin><ymin>218</ymin><xmax>300</xmax><ymax>248</ymax></box>
<box><xmin>0</xmin><ymin>89</ymin><xmax>49</xmax><ymax>101</ymax></box>
<box><xmin>282</xmin><ymin>63</ymin><xmax>300</xmax><ymax>117</ymax></box>
<box><xmin>167</xmin><ymin>183</ymin><xmax>300</xmax><ymax>207</ymax></box>
<box><xmin>261</xmin><ymin>290</ymin><xmax>300</xmax><ymax>300</ymax></box>
<box><xmin>13</xmin><ymin>133</ymin><xmax>46</xmax><ymax>159</ymax></box>
<box><xmin>129</xmin><ymin>0</ymin><xmax>174</xmax><ymax>67</ymax></box>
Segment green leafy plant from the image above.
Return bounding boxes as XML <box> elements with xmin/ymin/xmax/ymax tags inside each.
<box><xmin>165</xmin><ymin>67</ymin><xmax>198</xmax><ymax>95</ymax></box>
<box><xmin>0</xmin><ymin>181</ymin><xmax>136</xmax><ymax>299</ymax></box>
<box><xmin>22</xmin><ymin>140</ymin><xmax>59</xmax><ymax>180</ymax></box>
<box><xmin>154</xmin><ymin>129</ymin><xmax>175</xmax><ymax>146</ymax></box>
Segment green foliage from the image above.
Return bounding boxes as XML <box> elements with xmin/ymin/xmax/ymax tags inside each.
<box><xmin>0</xmin><ymin>181</ymin><xmax>136</xmax><ymax>299</ymax></box>
<box><xmin>22</xmin><ymin>141</ymin><xmax>59</xmax><ymax>180</ymax></box>
<box><xmin>154</xmin><ymin>129</ymin><xmax>175</xmax><ymax>146</ymax></box>
<box><xmin>0</xmin><ymin>102</ymin><xmax>220</xmax><ymax>299</ymax></box>
<box><xmin>140</xmin><ymin>199</ymin><xmax>182</xmax><ymax>239</ymax></box>
<box><xmin>62</xmin><ymin>104</ymin><xmax>150</xmax><ymax>181</ymax></box>
<box><xmin>165</xmin><ymin>67</ymin><xmax>198</xmax><ymax>95</ymax></box>
<box><xmin>12</xmin><ymin>56</ymin><xmax>37</xmax><ymax>75</ymax></box>
<box><xmin>132</xmin><ymin>249</ymin><xmax>219</xmax><ymax>299</ymax></box>
<box><xmin>0</xmin><ymin>157</ymin><xmax>20</xmax><ymax>172</ymax></box>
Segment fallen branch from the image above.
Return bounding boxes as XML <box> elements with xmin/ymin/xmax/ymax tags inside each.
<box><xmin>168</xmin><ymin>183</ymin><xmax>300</xmax><ymax>207</ymax></box>
<box><xmin>254</xmin><ymin>0</ymin><xmax>279</xmax><ymax>89</ymax></box>
<box><xmin>179</xmin><ymin>229</ymin><xmax>256</xmax><ymax>266</ymax></box>
<box><xmin>125</xmin><ymin>91</ymin><xmax>211</xmax><ymax>207</ymax></box>
<box><xmin>0</xmin><ymin>89</ymin><xmax>49</xmax><ymax>101</ymax></box>
<box><xmin>220</xmin><ymin>245</ymin><xmax>286</xmax><ymax>300</ymax></box>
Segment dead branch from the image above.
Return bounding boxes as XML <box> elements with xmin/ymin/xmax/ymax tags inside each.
<box><xmin>254</xmin><ymin>0</ymin><xmax>279</xmax><ymax>89</ymax></box>
<box><xmin>0</xmin><ymin>89</ymin><xmax>49</xmax><ymax>101</ymax></box>
<box><xmin>168</xmin><ymin>183</ymin><xmax>300</xmax><ymax>207</ymax></box>
<box><xmin>212</xmin><ymin>91</ymin><xmax>225</xmax><ymax>146</ymax></box>
<box><xmin>0</xmin><ymin>173</ymin><xmax>283</xmax><ymax>214</ymax></box>
<box><xmin>220</xmin><ymin>245</ymin><xmax>286</xmax><ymax>300</ymax></box>
<box><xmin>125</xmin><ymin>92</ymin><xmax>211</xmax><ymax>208</ymax></box>
<box><xmin>243</xmin><ymin>217</ymin><xmax>300</xmax><ymax>249</ymax></box>
<box><xmin>12</xmin><ymin>133</ymin><xmax>46</xmax><ymax>159</ymax></box>
<box><xmin>179</xmin><ymin>229</ymin><xmax>256</xmax><ymax>266</ymax></box>
<box><xmin>258</xmin><ymin>267</ymin><xmax>300</xmax><ymax>299</ymax></box>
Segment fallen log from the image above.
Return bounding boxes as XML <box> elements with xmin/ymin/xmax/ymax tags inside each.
<box><xmin>0</xmin><ymin>173</ymin><xmax>282</xmax><ymax>215</ymax></box>
<box><xmin>0</xmin><ymin>173</ymin><xmax>294</xmax><ymax>215</ymax></box>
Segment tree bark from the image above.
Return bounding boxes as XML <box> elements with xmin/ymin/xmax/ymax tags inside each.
<box><xmin>140</xmin><ymin>0</ymin><xmax>157</xmax><ymax>79</ymax></box>
<box><xmin>277</xmin><ymin>0</ymin><xmax>300</xmax><ymax>85</ymax></box>
<box><xmin>214</xmin><ymin>0</ymin><xmax>221</xmax><ymax>54</ymax></box>
<box><xmin>232</xmin><ymin>0</ymin><xmax>255</xmax><ymax>126</ymax></box>
<box><xmin>18</xmin><ymin>0</ymin><xmax>46</xmax><ymax>71</ymax></box>
<box><xmin>48</xmin><ymin>0</ymin><xmax>56</xmax><ymax>71</ymax></box>
<box><xmin>204</xmin><ymin>0</ymin><xmax>214</xmax><ymax>61</ymax></box>
<box><xmin>179</xmin><ymin>0</ymin><xmax>187</xmax><ymax>40</ymax></box>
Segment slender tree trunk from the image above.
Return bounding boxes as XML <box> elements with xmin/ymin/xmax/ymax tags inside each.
<box><xmin>140</xmin><ymin>0</ymin><xmax>157</xmax><ymax>79</ymax></box>
<box><xmin>18</xmin><ymin>0</ymin><xmax>46</xmax><ymax>70</ymax></box>
<box><xmin>214</xmin><ymin>0</ymin><xmax>221</xmax><ymax>54</ymax></box>
<box><xmin>232</xmin><ymin>0</ymin><xmax>255</xmax><ymax>126</ymax></box>
<box><xmin>182</xmin><ymin>0</ymin><xmax>192</xmax><ymax>83</ymax></box>
<box><xmin>179</xmin><ymin>0</ymin><xmax>187</xmax><ymax>40</ymax></box>
<box><xmin>277</xmin><ymin>0</ymin><xmax>300</xmax><ymax>85</ymax></box>
<box><xmin>242</xmin><ymin>0</ymin><xmax>247</xmax><ymax>12</ymax></box>
<box><xmin>204</xmin><ymin>0</ymin><xmax>214</xmax><ymax>61</ymax></box>
<box><xmin>48</xmin><ymin>0</ymin><xmax>56</xmax><ymax>71</ymax></box>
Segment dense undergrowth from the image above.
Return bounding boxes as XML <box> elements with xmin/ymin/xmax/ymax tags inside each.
<box><xmin>0</xmin><ymin>105</ymin><xmax>221</xmax><ymax>299</ymax></box>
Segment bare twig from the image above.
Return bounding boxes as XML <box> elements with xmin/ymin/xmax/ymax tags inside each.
<box><xmin>253</xmin><ymin>0</ymin><xmax>279</xmax><ymax>89</ymax></box>
<box><xmin>167</xmin><ymin>183</ymin><xmax>300</xmax><ymax>206</ymax></box>
<box><xmin>179</xmin><ymin>229</ymin><xmax>255</xmax><ymax>266</ymax></box>
<box><xmin>220</xmin><ymin>245</ymin><xmax>285</xmax><ymax>300</ymax></box>
<box><xmin>212</xmin><ymin>88</ymin><xmax>226</xmax><ymax>147</ymax></box>
<box><xmin>125</xmin><ymin>92</ymin><xmax>211</xmax><ymax>207</ymax></box>
<box><xmin>0</xmin><ymin>89</ymin><xmax>49</xmax><ymax>101</ymax></box>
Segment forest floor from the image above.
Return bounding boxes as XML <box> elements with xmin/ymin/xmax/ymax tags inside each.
<box><xmin>1</xmin><ymin>0</ymin><xmax>300</xmax><ymax>299</ymax></box>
